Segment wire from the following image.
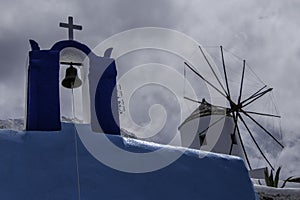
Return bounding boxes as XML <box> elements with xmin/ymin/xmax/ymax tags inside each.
<box><xmin>222</xmin><ymin>47</ymin><xmax>244</xmax><ymax>61</ymax></box>
<box><xmin>72</xmin><ymin>88</ymin><xmax>76</xmax><ymax>120</ymax></box>
<box><xmin>74</xmin><ymin>126</ymin><xmax>81</xmax><ymax>200</ymax></box>
<box><xmin>71</xmin><ymin>86</ymin><xmax>81</xmax><ymax>200</ymax></box>
<box><xmin>220</xmin><ymin>47</ymin><xmax>265</xmax><ymax>86</ymax></box>
<box><xmin>270</xmin><ymin>92</ymin><xmax>283</xmax><ymax>140</ymax></box>
<box><xmin>202</xmin><ymin>45</ymin><xmax>220</xmax><ymax>48</ymax></box>
<box><xmin>245</xmin><ymin>62</ymin><xmax>266</xmax><ymax>86</ymax></box>
<box><xmin>203</xmin><ymin>46</ymin><xmax>264</xmax><ymax>90</ymax></box>
<box><xmin>183</xmin><ymin>45</ymin><xmax>199</xmax><ymax>97</ymax></box>
<box><xmin>183</xmin><ymin>62</ymin><xmax>186</xmax><ymax>99</ymax></box>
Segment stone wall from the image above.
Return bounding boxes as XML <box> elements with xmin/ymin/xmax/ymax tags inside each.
<box><xmin>254</xmin><ymin>185</ymin><xmax>300</xmax><ymax>200</ymax></box>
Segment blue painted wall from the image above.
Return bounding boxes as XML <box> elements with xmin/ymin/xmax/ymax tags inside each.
<box><xmin>0</xmin><ymin>123</ymin><xmax>256</xmax><ymax>200</ymax></box>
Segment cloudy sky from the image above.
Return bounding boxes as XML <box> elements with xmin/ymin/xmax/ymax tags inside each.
<box><xmin>0</xmin><ymin>0</ymin><xmax>299</xmax><ymax>180</ymax></box>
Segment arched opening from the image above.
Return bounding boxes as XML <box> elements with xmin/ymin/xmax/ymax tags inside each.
<box><xmin>59</xmin><ymin>47</ymin><xmax>90</xmax><ymax>124</ymax></box>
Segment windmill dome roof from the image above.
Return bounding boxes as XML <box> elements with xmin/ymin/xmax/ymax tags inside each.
<box><xmin>179</xmin><ymin>98</ymin><xmax>232</xmax><ymax>129</ymax></box>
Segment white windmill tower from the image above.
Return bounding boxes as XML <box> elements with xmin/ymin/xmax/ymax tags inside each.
<box><xmin>179</xmin><ymin>98</ymin><xmax>244</xmax><ymax>158</ymax></box>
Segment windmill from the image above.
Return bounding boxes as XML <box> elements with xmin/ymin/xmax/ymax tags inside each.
<box><xmin>180</xmin><ymin>46</ymin><xmax>284</xmax><ymax>171</ymax></box>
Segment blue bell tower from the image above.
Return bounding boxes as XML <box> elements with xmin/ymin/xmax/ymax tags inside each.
<box><xmin>25</xmin><ymin>16</ymin><xmax>120</xmax><ymax>134</ymax></box>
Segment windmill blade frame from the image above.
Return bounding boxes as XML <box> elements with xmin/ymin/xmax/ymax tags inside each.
<box><xmin>183</xmin><ymin>45</ymin><xmax>284</xmax><ymax>170</ymax></box>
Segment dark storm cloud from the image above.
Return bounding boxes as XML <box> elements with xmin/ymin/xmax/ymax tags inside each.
<box><xmin>0</xmin><ymin>0</ymin><xmax>185</xmax><ymax>118</ymax></box>
<box><xmin>0</xmin><ymin>0</ymin><xmax>299</xmax><ymax>179</ymax></box>
<box><xmin>0</xmin><ymin>35</ymin><xmax>26</xmax><ymax>80</ymax></box>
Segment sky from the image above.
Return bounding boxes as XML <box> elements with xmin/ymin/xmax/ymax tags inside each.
<box><xmin>0</xmin><ymin>0</ymin><xmax>300</xmax><ymax>181</ymax></box>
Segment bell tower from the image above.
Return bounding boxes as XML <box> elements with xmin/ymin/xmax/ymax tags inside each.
<box><xmin>25</xmin><ymin>16</ymin><xmax>120</xmax><ymax>134</ymax></box>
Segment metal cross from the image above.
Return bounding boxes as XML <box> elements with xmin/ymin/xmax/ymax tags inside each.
<box><xmin>59</xmin><ymin>16</ymin><xmax>82</xmax><ymax>40</ymax></box>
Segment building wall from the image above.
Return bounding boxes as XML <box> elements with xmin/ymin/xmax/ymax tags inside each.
<box><xmin>0</xmin><ymin>123</ymin><xmax>256</xmax><ymax>200</ymax></box>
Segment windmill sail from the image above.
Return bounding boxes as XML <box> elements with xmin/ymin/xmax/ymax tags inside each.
<box><xmin>179</xmin><ymin>45</ymin><xmax>284</xmax><ymax>172</ymax></box>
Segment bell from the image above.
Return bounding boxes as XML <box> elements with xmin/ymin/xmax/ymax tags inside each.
<box><xmin>62</xmin><ymin>64</ymin><xmax>82</xmax><ymax>89</ymax></box>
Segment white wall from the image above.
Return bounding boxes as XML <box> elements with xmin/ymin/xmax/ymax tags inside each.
<box><xmin>180</xmin><ymin>114</ymin><xmax>245</xmax><ymax>159</ymax></box>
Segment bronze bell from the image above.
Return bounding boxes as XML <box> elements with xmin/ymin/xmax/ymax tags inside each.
<box><xmin>61</xmin><ymin>62</ymin><xmax>82</xmax><ymax>89</ymax></box>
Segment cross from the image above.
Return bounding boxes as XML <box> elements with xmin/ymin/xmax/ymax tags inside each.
<box><xmin>59</xmin><ymin>16</ymin><xmax>82</xmax><ymax>40</ymax></box>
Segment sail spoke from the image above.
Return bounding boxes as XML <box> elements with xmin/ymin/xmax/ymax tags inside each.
<box><xmin>241</xmin><ymin>88</ymin><xmax>273</xmax><ymax>107</ymax></box>
<box><xmin>243</xmin><ymin>110</ymin><xmax>281</xmax><ymax>118</ymax></box>
<box><xmin>198</xmin><ymin>46</ymin><xmax>228</xmax><ymax>97</ymax></box>
<box><xmin>237</xmin><ymin>113</ymin><xmax>275</xmax><ymax>170</ymax></box>
<box><xmin>220</xmin><ymin>46</ymin><xmax>231</xmax><ymax>98</ymax></box>
<box><xmin>242</xmin><ymin>88</ymin><xmax>273</xmax><ymax>108</ymax></box>
<box><xmin>241</xmin><ymin>110</ymin><xmax>284</xmax><ymax>148</ymax></box>
<box><xmin>233</xmin><ymin>112</ymin><xmax>252</xmax><ymax>170</ymax></box>
<box><xmin>198</xmin><ymin>115</ymin><xmax>227</xmax><ymax>136</ymax></box>
<box><xmin>241</xmin><ymin>85</ymin><xmax>267</xmax><ymax>105</ymax></box>
<box><xmin>184</xmin><ymin>62</ymin><xmax>227</xmax><ymax>98</ymax></box>
<box><xmin>184</xmin><ymin>96</ymin><xmax>202</xmax><ymax>104</ymax></box>
<box><xmin>238</xmin><ymin>60</ymin><xmax>246</xmax><ymax>104</ymax></box>
<box><xmin>229</xmin><ymin>114</ymin><xmax>237</xmax><ymax>155</ymax></box>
